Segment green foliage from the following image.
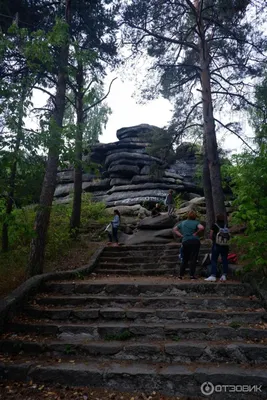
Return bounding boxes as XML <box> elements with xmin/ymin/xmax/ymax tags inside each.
<box><xmin>0</xmin><ymin>195</ymin><xmax>108</xmax><ymax>262</ymax></box>
<box><xmin>229</xmin><ymin>321</ymin><xmax>242</xmax><ymax>329</ymax></box>
<box><xmin>64</xmin><ymin>344</ymin><xmax>75</xmax><ymax>355</ymax></box>
<box><xmin>81</xmin><ymin>193</ymin><xmax>109</xmax><ymax>224</ymax></box>
<box><xmin>249</xmin><ymin>71</ymin><xmax>267</xmax><ymax>147</ymax></box>
<box><xmin>174</xmin><ymin>194</ymin><xmax>182</xmax><ymax>210</ymax></box>
<box><xmin>228</xmin><ymin>147</ymin><xmax>267</xmax><ymax>276</ymax></box>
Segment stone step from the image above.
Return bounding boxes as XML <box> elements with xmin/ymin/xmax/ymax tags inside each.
<box><xmin>1</xmin><ymin>338</ymin><xmax>267</xmax><ymax>364</ymax></box>
<box><xmin>0</xmin><ymin>358</ymin><xmax>266</xmax><ymax>398</ymax></box>
<box><xmin>99</xmin><ymin>255</ymin><xmax>181</xmax><ymax>263</ymax></box>
<box><xmin>41</xmin><ymin>281</ymin><xmax>254</xmax><ymax>297</ymax></box>
<box><xmin>102</xmin><ymin>244</ymin><xmax>211</xmax><ymax>252</ymax></box>
<box><xmin>24</xmin><ymin>306</ymin><xmax>267</xmax><ymax>324</ymax></box>
<box><xmin>100</xmin><ymin>248</ymin><xmax>211</xmax><ymax>260</ymax></box>
<box><xmin>7</xmin><ymin>321</ymin><xmax>267</xmax><ymax>341</ymax></box>
<box><xmin>34</xmin><ymin>294</ymin><xmax>262</xmax><ymax>310</ymax></box>
<box><xmin>101</xmin><ymin>248</ymin><xmax>211</xmax><ymax>258</ymax></box>
<box><xmin>95</xmin><ymin>268</ymin><xmax>177</xmax><ymax>276</ymax></box>
<box><xmin>97</xmin><ymin>262</ymin><xmax>179</xmax><ymax>269</ymax></box>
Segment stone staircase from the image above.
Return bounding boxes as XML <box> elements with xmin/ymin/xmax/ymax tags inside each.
<box><xmin>0</xmin><ymin>245</ymin><xmax>267</xmax><ymax>399</ymax></box>
<box><xmin>95</xmin><ymin>244</ymin><xmax>211</xmax><ymax>276</ymax></box>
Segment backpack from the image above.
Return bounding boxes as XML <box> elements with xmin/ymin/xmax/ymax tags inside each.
<box><xmin>215</xmin><ymin>223</ymin><xmax>230</xmax><ymax>246</ymax></box>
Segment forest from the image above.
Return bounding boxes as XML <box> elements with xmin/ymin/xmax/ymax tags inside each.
<box><xmin>1</xmin><ymin>0</ymin><xmax>267</xmax><ymax>296</ymax></box>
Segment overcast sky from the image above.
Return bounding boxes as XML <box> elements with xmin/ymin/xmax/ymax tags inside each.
<box><xmin>99</xmin><ymin>72</ymin><xmax>252</xmax><ymax>154</ymax></box>
<box><xmin>29</xmin><ymin>69</ymin><xmax>253</xmax><ymax>155</ymax></box>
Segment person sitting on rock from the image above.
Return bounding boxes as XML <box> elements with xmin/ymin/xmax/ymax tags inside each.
<box><xmin>107</xmin><ymin>209</ymin><xmax>120</xmax><ymax>246</ymax></box>
<box><xmin>173</xmin><ymin>211</ymin><xmax>204</xmax><ymax>279</ymax></box>
<box><xmin>151</xmin><ymin>203</ymin><xmax>161</xmax><ymax>217</ymax></box>
<box><xmin>165</xmin><ymin>189</ymin><xmax>175</xmax><ymax>216</ymax></box>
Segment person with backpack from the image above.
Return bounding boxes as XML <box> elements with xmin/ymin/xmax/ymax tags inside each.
<box><xmin>107</xmin><ymin>209</ymin><xmax>120</xmax><ymax>246</ymax></box>
<box><xmin>173</xmin><ymin>210</ymin><xmax>204</xmax><ymax>279</ymax></box>
<box><xmin>165</xmin><ymin>189</ymin><xmax>175</xmax><ymax>216</ymax></box>
<box><xmin>205</xmin><ymin>214</ymin><xmax>230</xmax><ymax>282</ymax></box>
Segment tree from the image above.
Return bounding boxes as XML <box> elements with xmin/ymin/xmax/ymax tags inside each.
<box><xmin>123</xmin><ymin>0</ymin><xmax>267</xmax><ymax>225</ymax></box>
<box><xmin>28</xmin><ymin>1</ymin><xmax>72</xmax><ymax>276</ymax></box>
<box><xmin>0</xmin><ymin>23</ymin><xmax>42</xmax><ymax>251</ymax></box>
<box><xmin>28</xmin><ymin>0</ymin><xmax>118</xmax><ymax>275</ymax></box>
<box><xmin>64</xmin><ymin>3</ymin><xmax>117</xmax><ymax>234</ymax></box>
<box><xmin>64</xmin><ymin>82</ymin><xmax>112</xmax><ymax>233</ymax></box>
<box><xmin>250</xmin><ymin>73</ymin><xmax>267</xmax><ymax>147</ymax></box>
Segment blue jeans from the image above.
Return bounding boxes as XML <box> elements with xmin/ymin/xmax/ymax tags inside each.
<box><xmin>108</xmin><ymin>226</ymin><xmax>118</xmax><ymax>243</ymax></box>
<box><xmin>211</xmin><ymin>243</ymin><xmax>229</xmax><ymax>276</ymax></box>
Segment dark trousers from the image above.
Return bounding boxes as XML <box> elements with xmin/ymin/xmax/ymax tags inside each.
<box><xmin>108</xmin><ymin>226</ymin><xmax>118</xmax><ymax>243</ymax></box>
<box><xmin>211</xmin><ymin>243</ymin><xmax>229</xmax><ymax>276</ymax></box>
<box><xmin>180</xmin><ymin>239</ymin><xmax>200</xmax><ymax>277</ymax></box>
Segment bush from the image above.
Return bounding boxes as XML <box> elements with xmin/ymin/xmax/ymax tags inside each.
<box><xmin>229</xmin><ymin>147</ymin><xmax>267</xmax><ymax>276</ymax></box>
<box><xmin>0</xmin><ymin>194</ymin><xmax>109</xmax><ymax>294</ymax></box>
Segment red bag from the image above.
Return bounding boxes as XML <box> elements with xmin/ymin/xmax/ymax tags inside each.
<box><xmin>227</xmin><ymin>253</ymin><xmax>238</xmax><ymax>264</ymax></box>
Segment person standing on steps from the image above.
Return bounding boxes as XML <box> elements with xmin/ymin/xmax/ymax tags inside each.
<box><xmin>205</xmin><ymin>214</ymin><xmax>230</xmax><ymax>282</ymax></box>
<box><xmin>107</xmin><ymin>209</ymin><xmax>120</xmax><ymax>246</ymax></box>
<box><xmin>173</xmin><ymin>211</ymin><xmax>204</xmax><ymax>279</ymax></box>
<box><xmin>165</xmin><ymin>189</ymin><xmax>175</xmax><ymax>216</ymax></box>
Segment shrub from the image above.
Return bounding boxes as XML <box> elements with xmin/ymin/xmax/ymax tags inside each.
<box><xmin>0</xmin><ymin>195</ymin><xmax>109</xmax><ymax>292</ymax></box>
<box><xmin>229</xmin><ymin>147</ymin><xmax>267</xmax><ymax>276</ymax></box>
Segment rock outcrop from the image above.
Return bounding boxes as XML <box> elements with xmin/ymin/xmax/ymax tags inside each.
<box><xmin>54</xmin><ymin>124</ymin><xmax>202</xmax><ymax>207</ymax></box>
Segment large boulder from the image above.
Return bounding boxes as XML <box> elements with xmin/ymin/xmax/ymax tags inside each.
<box><xmin>138</xmin><ymin>214</ymin><xmax>179</xmax><ymax>230</ymax></box>
<box><xmin>108</xmin><ymin>164</ymin><xmax>140</xmax><ymax>177</ymax></box>
<box><xmin>106</xmin><ymin>188</ymin><xmax>169</xmax><ymax>202</ymax></box>
<box><xmin>125</xmin><ymin>228</ymin><xmax>175</xmax><ymax>245</ymax></box>
<box><xmin>116</xmin><ymin>124</ymin><xmax>159</xmax><ymax>141</ymax></box>
<box><xmin>131</xmin><ymin>175</ymin><xmax>180</xmax><ymax>185</ymax></box>
<box><xmin>105</xmin><ymin>151</ymin><xmax>163</xmax><ymax>167</ymax></box>
<box><xmin>54</xmin><ymin>124</ymin><xmax>204</xmax><ymax>207</ymax></box>
<box><xmin>54</xmin><ymin>182</ymin><xmax>93</xmax><ymax>197</ymax></box>
<box><xmin>107</xmin><ymin>183</ymin><xmax>184</xmax><ymax>195</ymax></box>
<box><xmin>106</xmin><ymin>197</ymin><xmax>165</xmax><ymax>207</ymax></box>
<box><xmin>110</xmin><ymin>178</ymin><xmax>131</xmax><ymax>186</ymax></box>
<box><xmin>106</xmin><ymin>204</ymin><xmax>151</xmax><ymax>219</ymax></box>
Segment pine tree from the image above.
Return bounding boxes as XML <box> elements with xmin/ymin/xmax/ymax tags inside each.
<box><xmin>123</xmin><ymin>0</ymin><xmax>267</xmax><ymax>223</ymax></box>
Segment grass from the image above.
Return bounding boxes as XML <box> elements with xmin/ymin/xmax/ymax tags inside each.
<box><xmin>229</xmin><ymin>321</ymin><xmax>242</xmax><ymax>329</ymax></box>
<box><xmin>0</xmin><ymin>194</ymin><xmax>109</xmax><ymax>298</ymax></box>
<box><xmin>171</xmin><ymin>336</ymin><xmax>181</xmax><ymax>342</ymax></box>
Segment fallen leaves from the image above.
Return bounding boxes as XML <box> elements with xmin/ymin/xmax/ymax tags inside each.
<box><xmin>0</xmin><ymin>382</ymin><xmax>203</xmax><ymax>400</ymax></box>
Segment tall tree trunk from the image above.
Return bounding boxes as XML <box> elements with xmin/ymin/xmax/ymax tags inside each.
<box><xmin>200</xmin><ymin>61</ymin><xmax>226</xmax><ymax>216</ymax></box>
<box><xmin>70</xmin><ymin>63</ymin><xmax>84</xmax><ymax>233</ymax></box>
<box><xmin>2</xmin><ymin>84</ymin><xmax>27</xmax><ymax>252</ymax></box>
<box><xmin>27</xmin><ymin>0</ymin><xmax>71</xmax><ymax>277</ymax></box>
<box><xmin>202</xmin><ymin>136</ymin><xmax>215</xmax><ymax>233</ymax></box>
<box><xmin>194</xmin><ymin>0</ymin><xmax>225</xmax><ymax>216</ymax></box>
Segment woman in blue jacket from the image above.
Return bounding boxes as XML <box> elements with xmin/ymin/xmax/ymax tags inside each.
<box><xmin>108</xmin><ymin>209</ymin><xmax>120</xmax><ymax>245</ymax></box>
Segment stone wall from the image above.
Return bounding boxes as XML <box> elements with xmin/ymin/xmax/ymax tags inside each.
<box><xmin>54</xmin><ymin>124</ymin><xmax>202</xmax><ymax>206</ymax></box>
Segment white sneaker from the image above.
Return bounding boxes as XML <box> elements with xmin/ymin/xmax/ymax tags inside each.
<box><xmin>220</xmin><ymin>275</ymin><xmax>227</xmax><ymax>282</ymax></box>
<box><xmin>205</xmin><ymin>275</ymin><xmax>216</xmax><ymax>282</ymax></box>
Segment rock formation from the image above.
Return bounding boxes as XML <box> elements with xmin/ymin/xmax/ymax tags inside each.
<box><xmin>54</xmin><ymin>124</ymin><xmax>202</xmax><ymax>206</ymax></box>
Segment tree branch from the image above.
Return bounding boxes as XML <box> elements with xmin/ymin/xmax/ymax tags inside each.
<box><xmin>82</xmin><ymin>79</ymin><xmax>96</xmax><ymax>97</ymax></box>
<box><xmin>214</xmin><ymin>118</ymin><xmax>256</xmax><ymax>153</ymax></box>
<box><xmin>211</xmin><ymin>90</ymin><xmax>262</xmax><ymax>110</ymax></box>
<box><xmin>65</xmin><ymin>95</ymin><xmax>76</xmax><ymax>108</ymax></box>
<box><xmin>172</xmin><ymin>101</ymin><xmax>203</xmax><ymax>145</ymax></box>
<box><xmin>127</xmin><ymin>23</ymin><xmax>199</xmax><ymax>52</ymax></box>
<box><xmin>33</xmin><ymin>86</ymin><xmax>56</xmax><ymax>102</ymax></box>
<box><xmin>84</xmin><ymin>77</ymin><xmax>117</xmax><ymax>113</ymax></box>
